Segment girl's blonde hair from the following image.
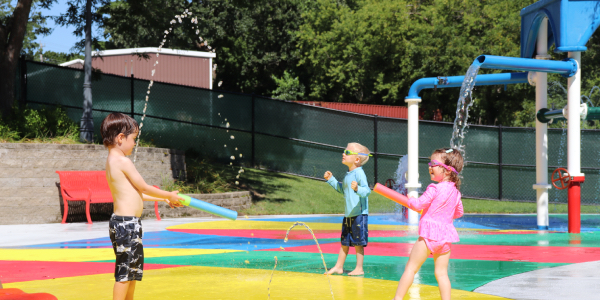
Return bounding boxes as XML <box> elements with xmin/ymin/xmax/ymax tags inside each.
<box><xmin>432</xmin><ymin>147</ymin><xmax>464</xmax><ymax>189</ymax></box>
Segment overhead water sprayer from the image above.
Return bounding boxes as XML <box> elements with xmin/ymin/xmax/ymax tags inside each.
<box><xmin>473</xmin><ymin>55</ymin><xmax>578</xmax><ymax>78</ymax></box>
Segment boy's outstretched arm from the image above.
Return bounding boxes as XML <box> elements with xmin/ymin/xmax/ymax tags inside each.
<box><xmin>120</xmin><ymin>157</ymin><xmax>184</xmax><ymax>206</ymax></box>
<box><xmin>142</xmin><ymin>194</ymin><xmax>184</xmax><ymax>208</ymax></box>
<box><xmin>324</xmin><ymin>171</ymin><xmax>343</xmax><ymax>194</ymax></box>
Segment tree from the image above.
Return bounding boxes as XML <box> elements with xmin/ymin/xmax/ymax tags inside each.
<box><xmin>0</xmin><ymin>0</ymin><xmax>53</xmax><ymax>116</ymax></box>
<box><xmin>54</xmin><ymin>0</ymin><xmax>108</xmax><ymax>52</ymax></box>
<box><xmin>297</xmin><ymin>0</ymin><xmax>538</xmax><ymax>124</ymax></box>
<box><xmin>271</xmin><ymin>71</ymin><xmax>305</xmax><ymax>100</ymax></box>
<box><xmin>99</xmin><ymin>0</ymin><xmax>309</xmax><ymax>96</ymax></box>
<box><xmin>55</xmin><ymin>0</ymin><xmax>110</xmax><ymax>142</ymax></box>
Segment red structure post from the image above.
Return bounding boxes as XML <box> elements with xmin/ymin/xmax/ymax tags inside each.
<box><xmin>568</xmin><ymin>176</ymin><xmax>585</xmax><ymax>233</ymax></box>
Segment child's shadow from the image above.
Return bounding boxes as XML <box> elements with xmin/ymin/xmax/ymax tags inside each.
<box><xmin>323</xmin><ymin>269</ymin><xmax>365</xmax><ymax>277</ymax></box>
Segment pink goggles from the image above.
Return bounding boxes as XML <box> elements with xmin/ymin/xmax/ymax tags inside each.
<box><xmin>428</xmin><ymin>160</ymin><xmax>458</xmax><ymax>174</ymax></box>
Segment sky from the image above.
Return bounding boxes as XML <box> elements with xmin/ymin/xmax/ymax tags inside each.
<box><xmin>32</xmin><ymin>0</ymin><xmax>105</xmax><ymax>54</ymax></box>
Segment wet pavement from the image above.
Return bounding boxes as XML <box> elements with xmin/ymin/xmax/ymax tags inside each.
<box><xmin>1</xmin><ymin>214</ymin><xmax>599</xmax><ymax>299</ymax></box>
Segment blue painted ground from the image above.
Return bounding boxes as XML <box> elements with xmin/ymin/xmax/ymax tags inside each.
<box><xmin>21</xmin><ymin>231</ymin><xmax>337</xmax><ymax>250</ymax></box>
<box><xmin>252</xmin><ymin>215</ymin><xmax>496</xmax><ymax>229</ymax></box>
<box><xmin>253</xmin><ymin>214</ymin><xmax>600</xmax><ymax>231</ymax></box>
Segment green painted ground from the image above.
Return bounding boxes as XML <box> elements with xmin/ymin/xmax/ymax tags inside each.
<box><xmin>109</xmin><ymin>251</ymin><xmax>566</xmax><ymax>292</ymax></box>
<box><xmin>370</xmin><ymin>232</ymin><xmax>600</xmax><ymax>247</ymax></box>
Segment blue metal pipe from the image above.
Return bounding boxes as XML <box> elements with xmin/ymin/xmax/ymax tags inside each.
<box><xmin>474</xmin><ymin>55</ymin><xmax>578</xmax><ymax>77</ymax></box>
<box><xmin>406</xmin><ymin>72</ymin><xmax>528</xmax><ymax>99</ymax></box>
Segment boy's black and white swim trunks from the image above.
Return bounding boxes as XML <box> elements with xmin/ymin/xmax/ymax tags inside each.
<box><xmin>109</xmin><ymin>214</ymin><xmax>144</xmax><ymax>282</ymax></box>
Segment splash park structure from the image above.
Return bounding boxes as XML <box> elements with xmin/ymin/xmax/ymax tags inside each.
<box><xmin>401</xmin><ymin>0</ymin><xmax>600</xmax><ymax>233</ymax></box>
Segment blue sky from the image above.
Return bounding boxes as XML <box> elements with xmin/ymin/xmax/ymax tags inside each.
<box><xmin>32</xmin><ymin>0</ymin><xmax>105</xmax><ymax>53</ymax></box>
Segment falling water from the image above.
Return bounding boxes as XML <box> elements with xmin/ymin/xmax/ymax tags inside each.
<box><xmin>392</xmin><ymin>156</ymin><xmax>409</xmax><ymax>195</ymax></box>
<box><xmin>391</xmin><ymin>156</ymin><xmax>409</xmax><ymax>219</ymax></box>
<box><xmin>282</xmin><ymin>222</ymin><xmax>334</xmax><ymax>299</ymax></box>
<box><xmin>588</xmin><ymin>86</ymin><xmax>600</xmax><ymax>100</ymax></box>
<box><xmin>553</xmin><ymin>125</ymin><xmax>568</xmax><ymax>212</ymax></box>
<box><xmin>133</xmin><ymin>9</ymin><xmax>214</xmax><ymax>162</ymax></box>
<box><xmin>549</xmin><ymin>81</ymin><xmax>568</xmax><ymax>95</ymax></box>
<box><xmin>267</xmin><ymin>256</ymin><xmax>278</xmax><ymax>300</ymax></box>
<box><xmin>390</xmin><ymin>65</ymin><xmax>482</xmax><ymax>218</ymax></box>
<box><xmin>582</xmin><ymin>86</ymin><xmax>600</xmax><ymax>108</ymax></box>
<box><xmin>546</xmin><ymin>81</ymin><xmax>569</xmax><ymax>211</ymax></box>
<box><xmin>547</xmin><ymin>81</ymin><xmax>600</xmax><ymax>110</ymax></box>
<box><xmin>450</xmin><ymin>64</ymin><xmax>481</xmax><ymax>153</ymax></box>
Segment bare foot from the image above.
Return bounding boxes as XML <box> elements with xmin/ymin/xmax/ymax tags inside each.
<box><xmin>325</xmin><ymin>266</ymin><xmax>344</xmax><ymax>275</ymax></box>
<box><xmin>348</xmin><ymin>269</ymin><xmax>364</xmax><ymax>276</ymax></box>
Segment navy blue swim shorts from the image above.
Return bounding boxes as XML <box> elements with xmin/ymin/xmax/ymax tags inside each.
<box><xmin>341</xmin><ymin>214</ymin><xmax>368</xmax><ymax>247</ymax></box>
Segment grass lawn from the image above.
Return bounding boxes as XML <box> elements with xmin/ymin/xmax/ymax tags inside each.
<box><xmin>235</xmin><ymin>167</ymin><xmax>600</xmax><ymax>215</ymax></box>
<box><xmin>238</xmin><ymin>167</ymin><xmax>397</xmax><ymax>215</ymax></box>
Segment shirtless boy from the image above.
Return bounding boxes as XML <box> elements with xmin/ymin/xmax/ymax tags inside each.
<box><xmin>101</xmin><ymin>112</ymin><xmax>183</xmax><ymax>300</ymax></box>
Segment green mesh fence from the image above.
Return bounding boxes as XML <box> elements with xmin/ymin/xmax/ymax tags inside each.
<box><xmin>17</xmin><ymin>60</ymin><xmax>600</xmax><ymax>205</ymax></box>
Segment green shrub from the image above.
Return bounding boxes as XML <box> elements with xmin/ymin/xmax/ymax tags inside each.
<box><xmin>0</xmin><ymin>122</ymin><xmax>20</xmax><ymax>141</ymax></box>
<box><xmin>160</xmin><ymin>156</ymin><xmax>239</xmax><ymax>194</ymax></box>
<box><xmin>0</xmin><ymin>105</ymin><xmax>79</xmax><ymax>141</ymax></box>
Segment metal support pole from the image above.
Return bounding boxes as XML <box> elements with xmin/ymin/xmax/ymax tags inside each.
<box><xmin>405</xmin><ymin>97</ymin><xmax>422</xmax><ymax>224</ymax></box>
<box><xmin>130</xmin><ymin>74</ymin><xmax>135</xmax><ymax>118</ymax></box>
<box><xmin>533</xmin><ymin>17</ymin><xmax>551</xmax><ymax>230</ymax></box>
<box><xmin>498</xmin><ymin>124</ymin><xmax>503</xmax><ymax>200</ymax></box>
<box><xmin>373</xmin><ymin>114</ymin><xmax>378</xmax><ymax>186</ymax></box>
<box><xmin>251</xmin><ymin>94</ymin><xmax>256</xmax><ymax>167</ymax></box>
<box><xmin>567</xmin><ymin>51</ymin><xmax>583</xmax><ymax>234</ymax></box>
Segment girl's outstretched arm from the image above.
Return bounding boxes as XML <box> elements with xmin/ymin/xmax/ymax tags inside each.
<box><xmin>407</xmin><ymin>184</ymin><xmax>437</xmax><ymax>211</ymax></box>
<box><xmin>373</xmin><ymin>183</ymin><xmax>430</xmax><ymax>212</ymax></box>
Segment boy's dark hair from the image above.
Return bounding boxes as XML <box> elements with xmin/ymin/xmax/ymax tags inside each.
<box><xmin>432</xmin><ymin>147</ymin><xmax>464</xmax><ymax>190</ymax></box>
<box><xmin>100</xmin><ymin>113</ymin><xmax>139</xmax><ymax>147</ymax></box>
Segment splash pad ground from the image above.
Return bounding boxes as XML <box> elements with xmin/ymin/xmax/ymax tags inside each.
<box><xmin>2</xmin><ymin>214</ymin><xmax>600</xmax><ymax>300</ymax></box>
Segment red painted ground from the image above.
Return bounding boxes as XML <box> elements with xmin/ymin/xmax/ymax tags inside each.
<box><xmin>0</xmin><ymin>261</ymin><xmax>181</xmax><ymax>284</ymax></box>
<box><xmin>260</xmin><ymin>242</ymin><xmax>600</xmax><ymax>263</ymax></box>
<box><xmin>168</xmin><ymin>229</ymin><xmax>407</xmax><ymax>239</ymax></box>
<box><xmin>473</xmin><ymin>231</ymin><xmax>543</xmax><ymax>235</ymax></box>
<box><xmin>0</xmin><ymin>288</ymin><xmax>57</xmax><ymax>300</ymax></box>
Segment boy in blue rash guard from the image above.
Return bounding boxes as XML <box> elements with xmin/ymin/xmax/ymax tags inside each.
<box><xmin>324</xmin><ymin>142</ymin><xmax>372</xmax><ymax>276</ymax></box>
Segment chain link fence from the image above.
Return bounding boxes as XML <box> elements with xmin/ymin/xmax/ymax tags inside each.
<box><xmin>17</xmin><ymin>60</ymin><xmax>600</xmax><ymax>205</ymax></box>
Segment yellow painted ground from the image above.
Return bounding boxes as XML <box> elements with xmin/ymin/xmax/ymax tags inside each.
<box><xmin>6</xmin><ymin>266</ymin><xmax>510</xmax><ymax>300</ymax></box>
<box><xmin>0</xmin><ymin>248</ymin><xmax>241</xmax><ymax>262</ymax></box>
<box><xmin>168</xmin><ymin>220</ymin><xmax>506</xmax><ymax>233</ymax></box>
<box><xmin>168</xmin><ymin>220</ymin><xmax>416</xmax><ymax>232</ymax></box>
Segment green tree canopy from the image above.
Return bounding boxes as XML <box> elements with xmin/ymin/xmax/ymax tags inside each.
<box><xmin>100</xmin><ymin>0</ymin><xmax>308</xmax><ymax>95</ymax></box>
<box><xmin>93</xmin><ymin>0</ymin><xmax>600</xmax><ymax>126</ymax></box>
<box><xmin>297</xmin><ymin>0</ymin><xmax>542</xmax><ymax>125</ymax></box>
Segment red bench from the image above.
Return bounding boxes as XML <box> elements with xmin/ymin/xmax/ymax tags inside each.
<box><xmin>56</xmin><ymin>171</ymin><xmax>161</xmax><ymax>224</ymax></box>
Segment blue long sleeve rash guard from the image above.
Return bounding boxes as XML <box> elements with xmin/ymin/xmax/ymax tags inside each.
<box><xmin>326</xmin><ymin>167</ymin><xmax>371</xmax><ymax>217</ymax></box>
